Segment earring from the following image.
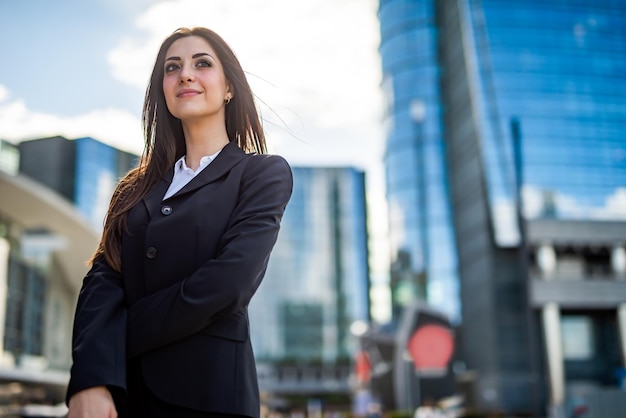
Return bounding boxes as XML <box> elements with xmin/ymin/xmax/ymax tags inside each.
<box><xmin>225</xmin><ymin>96</ymin><xmax>232</xmax><ymax>105</ymax></box>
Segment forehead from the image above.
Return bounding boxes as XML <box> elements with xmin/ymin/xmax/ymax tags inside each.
<box><xmin>165</xmin><ymin>35</ymin><xmax>217</xmax><ymax>58</ymax></box>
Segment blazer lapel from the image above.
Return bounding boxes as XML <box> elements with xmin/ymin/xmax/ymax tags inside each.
<box><xmin>165</xmin><ymin>141</ymin><xmax>247</xmax><ymax>201</ymax></box>
<box><xmin>142</xmin><ymin>171</ymin><xmax>173</xmax><ymax>219</ymax></box>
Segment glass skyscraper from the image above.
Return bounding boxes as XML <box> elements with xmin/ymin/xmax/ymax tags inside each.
<box><xmin>249</xmin><ymin>166</ymin><xmax>370</xmax><ymax>364</ymax></box>
<box><xmin>465</xmin><ymin>0</ymin><xmax>626</xmax><ymax>236</ymax></box>
<box><xmin>379</xmin><ymin>0</ymin><xmax>626</xmax><ymax>414</ymax></box>
<box><xmin>379</xmin><ymin>0</ymin><xmax>461</xmax><ymax>324</ymax></box>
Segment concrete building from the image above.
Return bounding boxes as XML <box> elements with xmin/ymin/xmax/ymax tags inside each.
<box><xmin>0</xmin><ymin>141</ymin><xmax>98</xmax><ymax>412</ymax></box>
<box><xmin>0</xmin><ymin>136</ymin><xmax>136</xmax><ymax>413</ymax></box>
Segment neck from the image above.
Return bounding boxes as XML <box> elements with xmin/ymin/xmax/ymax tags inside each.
<box><xmin>181</xmin><ymin>117</ymin><xmax>230</xmax><ymax>171</ymax></box>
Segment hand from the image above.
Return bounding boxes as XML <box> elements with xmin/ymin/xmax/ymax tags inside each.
<box><xmin>67</xmin><ymin>386</ymin><xmax>117</xmax><ymax>418</ymax></box>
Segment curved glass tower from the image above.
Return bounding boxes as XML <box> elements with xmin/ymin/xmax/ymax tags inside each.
<box><xmin>378</xmin><ymin>0</ymin><xmax>461</xmax><ymax>323</ymax></box>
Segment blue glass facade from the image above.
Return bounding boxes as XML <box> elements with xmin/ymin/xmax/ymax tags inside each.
<box><xmin>379</xmin><ymin>0</ymin><xmax>626</xmax><ymax>326</ymax></box>
<box><xmin>18</xmin><ymin>136</ymin><xmax>138</xmax><ymax>230</ymax></box>
<box><xmin>379</xmin><ymin>0</ymin><xmax>461</xmax><ymax>323</ymax></box>
<box><xmin>379</xmin><ymin>0</ymin><xmax>626</xmax><ymax>413</ymax></box>
<box><xmin>74</xmin><ymin>137</ymin><xmax>118</xmax><ymax>229</ymax></box>
<box><xmin>249</xmin><ymin>167</ymin><xmax>370</xmax><ymax>363</ymax></box>
<box><xmin>461</xmin><ymin>2</ymin><xmax>626</xmax><ymax>411</ymax></box>
<box><xmin>467</xmin><ymin>0</ymin><xmax>626</xmax><ymax>239</ymax></box>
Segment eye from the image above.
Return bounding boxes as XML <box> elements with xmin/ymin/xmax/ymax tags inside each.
<box><xmin>164</xmin><ymin>63</ymin><xmax>180</xmax><ymax>73</ymax></box>
<box><xmin>195</xmin><ymin>59</ymin><xmax>212</xmax><ymax>68</ymax></box>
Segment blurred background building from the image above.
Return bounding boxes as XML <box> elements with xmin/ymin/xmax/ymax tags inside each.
<box><xmin>0</xmin><ymin>138</ymin><xmax>99</xmax><ymax>415</ymax></box>
<box><xmin>1</xmin><ymin>138</ymin><xmax>372</xmax><ymax>413</ymax></box>
<box><xmin>1</xmin><ymin>1</ymin><xmax>626</xmax><ymax>416</ymax></box>
<box><xmin>0</xmin><ymin>136</ymin><xmax>136</xmax><ymax>414</ymax></box>
<box><xmin>377</xmin><ymin>0</ymin><xmax>626</xmax><ymax>416</ymax></box>
<box><xmin>379</xmin><ymin>0</ymin><xmax>461</xmax><ymax>324</ymax></box>
<box><xmin>18</xmin><ymin>136</ymin><xmax>138</xmax><ymax>231</ymax></box>
<box><xmin>251</xmin><ymin>167</ymin><xmax>370</xmax><ymax>406</ymax></box>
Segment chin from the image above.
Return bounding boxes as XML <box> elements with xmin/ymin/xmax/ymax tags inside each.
<box><xmin>173</xmin><ymin>106</ymin><xmax>223</xmax><ymax>121</ymax></box>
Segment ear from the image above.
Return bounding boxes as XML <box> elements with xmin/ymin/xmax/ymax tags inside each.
<box><xmin>225</xmin><ymin>81</ymin><xmax>234</xmax><ymax>100</ymax></box>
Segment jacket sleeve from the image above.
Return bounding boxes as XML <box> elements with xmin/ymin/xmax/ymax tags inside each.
<box><xmin>126</xmin><ymin>155</ymin><xmax>293</xmax><ymax>358</ymax></box>
<box><xmin>66</xmin><ymin>256</ymin><xmax>127</xmax><ymax>406</ymax></box>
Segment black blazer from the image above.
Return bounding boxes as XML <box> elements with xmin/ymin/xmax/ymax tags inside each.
<box><xmin>67</xmin><ymin>141</ymin><xmax>293</xmax><ymax>417</ymax></box>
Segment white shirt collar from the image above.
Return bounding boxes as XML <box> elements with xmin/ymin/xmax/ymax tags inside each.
<box><xmin>174</xmin><ymin>149</ymin><xmax>222</xmax><ymax>176</ymax></box>
<box><xmin>163</xmin><ymin>149</ymin><xmax>222</xmax><ymax>200</ymax></box>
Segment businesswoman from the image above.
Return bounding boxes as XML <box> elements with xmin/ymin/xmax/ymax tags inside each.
<box><xmin>66</xmin><ymin>27</ymin><xmax>293</xmax><ymax>418</ymax></box>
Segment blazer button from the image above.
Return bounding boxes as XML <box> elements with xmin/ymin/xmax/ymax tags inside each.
<box><xmin>145</xmin><ymin>247</ymin><xmax>158</xmax><ymax>259</ymax></box>
<box><xmin>161</xmin><ymin>205</ymin><xmax>172</xmax><ymax>215</ymax></box>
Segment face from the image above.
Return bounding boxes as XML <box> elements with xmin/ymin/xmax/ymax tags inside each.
<box><xmin>162</xmin><ymin>36</ymin><xmax>232</xmax><ymax>122</ymax></box>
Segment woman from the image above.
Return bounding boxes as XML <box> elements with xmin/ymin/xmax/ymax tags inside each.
<box><xmin>66</xmin><ymin>27</ymin><xmax>293</xmax><ymax>418</ymax></box>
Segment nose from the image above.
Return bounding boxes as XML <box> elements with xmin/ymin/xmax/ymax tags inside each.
<box><xmin>179</xmin><ymin>75</ymin><xmax>193</xmax><ymax>84</ymax></box>
<box><xmin>179</xmin><ymin>65</ymin><xmax>194</xmax><ymax>83</ymax></box>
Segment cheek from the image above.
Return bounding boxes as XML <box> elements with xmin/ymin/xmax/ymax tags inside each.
<box><xmin>163</xmin><ymin>78</ymin><xmax>174</xmax><ymax>96</ymax></box>
<box><xmin>162</xmin><ymin>79</ymin><xmax>177</xmax><ymax>107</ymax></box>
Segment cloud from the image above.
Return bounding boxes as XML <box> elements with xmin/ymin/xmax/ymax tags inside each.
<box><xmin>0</xmin><ymin>99</ymin><xmax>143</xmax><ymax>155</ymax></box>
<box><xmin>599</xmin><ymin>187</ymin><xmax>626</xmax><ymax>219</ymax></box>
<box><xmin>492</xmin><ymin>197</ymin><xmax>521</xmax><ymax>246</ymax></box>
<box><xmin>0</xmin><ymin>1</ymin><xmax>384</xmax><ymax>172</ymax></box>
<box><xmin>522</xmin><ymin>184</ymin><xmax>626</xmax><ymax>220</ymax></box>
<box><xmin>106</xmin><ymin>0</ymin><xmax>384</xmax><ymax>169</ymax></box>
<box><xmin>0</xmin><ymin>1</ymin><xmax>390</xmax><ymax>289</ymax></box>
<box><xmin>0</xmin><ymin>85</ymin><xmax>8</xmax><ymax>102</ymax></box>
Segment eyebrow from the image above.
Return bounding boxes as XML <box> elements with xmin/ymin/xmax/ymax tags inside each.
<box><xmin>165</xmin><ymin>52</ymin><xmax>213</xmax><ymax>62</ymax></box>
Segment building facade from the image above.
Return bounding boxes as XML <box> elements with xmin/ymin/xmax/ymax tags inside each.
<box><xmin>14</xmin><ymin>136</ymin><xmax>373</xmax><ymax>403</ymax></box>
<box><xmin>250</xmin><ymin>166</ymin><xmax>370</xmax><ymax>395</ymax></box>
<box><xmin>379</xmin><ymin>0</ymin><xmax>626</xmax><ymax>415</ymax></box>
<box><xmin>18</xmin><ymin>136</ymin><xmax>138</xmax><ymax>230</ymax></box>
<box><xmin>0</xmin><ymin>135</ymin><xmax>137</xmax><ymax>412</ymax></box>
<box><xmin>379</xmin><ymin>0</ymin><xmax>461</xmax><ymax>324</ymax></box>
<box><xmin>0</xmin><ymin>164</ymin><xmax>99</xmax><ymax>413</ymax></box>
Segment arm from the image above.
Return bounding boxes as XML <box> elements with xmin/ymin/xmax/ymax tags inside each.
<box><xmin>66</xmin><ymin>256</ymin><xmax>127</xmax><ymax>408</ymax></box>
<box><xmin>127</xmin><ymin>155</ymin><xmax>292</xmax><ymax>357</ymax></box>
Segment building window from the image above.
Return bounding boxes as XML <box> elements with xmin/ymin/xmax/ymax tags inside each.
<box><xmin>281</xmin><ymin>302</ymin><xmax>324</xmax><ymax>361</ymax></box>
<box><xmin>561</xmin><ymin>316</ymin><xmax>594</xmax><ymax>360</ymax></box>
<box><xmin>4</xmin><ymin>257</ymin><xmax>46</xmax><ymax>358</ymax></box>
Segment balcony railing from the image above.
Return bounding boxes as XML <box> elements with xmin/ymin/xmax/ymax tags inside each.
<box><xmin>257</xmin><ymin>364</ymin><xmax>352</xmax><ymax>394</ymax></box>
<box><xmin>529</xmin><ymin>276</ymin><xmax>626</xmax><ymax>308</ymax></box>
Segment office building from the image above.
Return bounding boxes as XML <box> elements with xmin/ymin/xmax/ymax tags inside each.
<box><xmin>0</xmin><ymin>159</ymin><xmax>99</xmax><ymax>413</ymax></box>
<box><xmin>250</xmin><ymin>166</ymin><xmax>370</xmax><ymax>395</ymax></box>
<box><xmin>379</xmin><ymin>0</ymin><xmax>461</xmax><ymax>326</ymax></box>
<box><xmin>3</xmin><ymin>137</ymin><xmax>371</xmax><ymax>413</ymax></box>
<box><xmin>379</xmin><ymin>0</ymin><xmax>626</xmax><ymax>415</ymax></box>
<box><xmin>0</xmin><ymin>140</ymin><xmax>19</xmax><ymax>176</ymax></box>
<box><xmin>0</xmin><ymin>135</ymin><xmax>135</xmax><ymax>411</ymax></box>
<box><xmin>18</xmin><ymin>136</ymin><xmax>138</xmax><ymax>230</ymax></box>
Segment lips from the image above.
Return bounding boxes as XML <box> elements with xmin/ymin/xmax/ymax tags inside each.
<box><xmin>176</xmin><ymin>89</ymin><xmax>202</xmax><ymax>98</ymax></box>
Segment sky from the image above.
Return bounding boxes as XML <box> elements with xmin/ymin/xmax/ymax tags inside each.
<box><xmin>0</xmin><ymin>0</ymin><xmax>391</xmax><ymax>321</ymax></box>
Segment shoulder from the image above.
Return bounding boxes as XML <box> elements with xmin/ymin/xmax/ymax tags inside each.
<box><xmin>243</xmin><ymin>153</ymin><xmax>292</xmax><ymax>180</ymax></box>
<box><xmin>240</xmin><ymin>153</ymin><xmax>293</xmax><ymax>198</ymax></box>
<box><xmin>246</xmin><ymin>153</ymin><xmax>290</xmax><ymax>169</ymax></box>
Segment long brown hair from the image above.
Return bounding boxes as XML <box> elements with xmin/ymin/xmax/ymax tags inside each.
<box><xmin>91</xmin><ymin>27</ymin><xmax>266</xmax><ymax>272</ymax></box>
